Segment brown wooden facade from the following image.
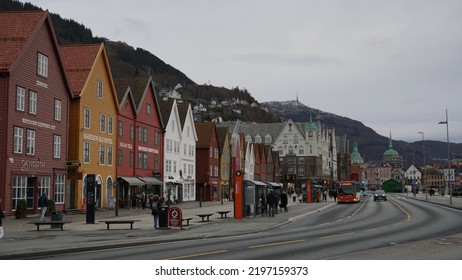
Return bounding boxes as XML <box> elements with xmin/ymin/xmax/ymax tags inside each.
<box><xmin>0</xmin><ymin>11</ymin><xmax>72</xmax><ymax>215</ymax></box>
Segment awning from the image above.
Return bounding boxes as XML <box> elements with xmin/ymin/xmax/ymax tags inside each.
<box><xmin>265</xmin><ymin>182</ymin><xmax>282</xmax><ymax>188</ymax></box>
<box><xmin>118</xmin><ymin>176</ymin><xmax>145</xmax><ymax>186</ymax></box>
<box><xmin>138</xmin><ymin>176</ymin><xmax>163</xmax><ymax>185</ymax></box>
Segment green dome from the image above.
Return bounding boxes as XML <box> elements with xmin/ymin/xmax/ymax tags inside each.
<box><xmin>383</xmin><ymin>148</ymin><xmax>399</xmax><ymax>157</ymax></box>
<box><xmin>383</xmin><ymin>133</ymin><xmax>399</xmax><ymax>157</ymax></box>
<box><xmin>351</xmin><ymin>142</ymin><xmax>362</xmax><ymax>159</ymax></box>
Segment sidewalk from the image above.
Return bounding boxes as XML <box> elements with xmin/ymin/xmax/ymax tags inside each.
<box><xmin>0</xmin><ymin>198</ymin><xmax>335</xmax><ymax>259</ymax></box>
<box><xmin>399</xmin><ymin>191</ymin><xmax>462</xmax><ymax>210</ymax></box>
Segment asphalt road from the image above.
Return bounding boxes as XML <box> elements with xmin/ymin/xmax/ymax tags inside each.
<box><xmin>39</xmin><ymin>194</ymin><xmax>462</xmax><ymax>260</ymax></box>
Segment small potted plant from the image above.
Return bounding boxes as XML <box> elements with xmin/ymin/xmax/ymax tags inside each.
<box><xmin>47</xmin><ymin>199</ymin><xmax>56</xmax><ymax>215</ymax></box>
<box><xmin>15</xmin><ymin>199</ymin><xmax>27</xmax><ymax>219</ymax></box>
<box><xmin>48</xmin><ymin>199</ymin><xmax>63</xmax><ymax>228</ymax></box>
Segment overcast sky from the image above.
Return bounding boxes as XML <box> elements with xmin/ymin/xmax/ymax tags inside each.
<box><xmin>32</xmin><ymin>0</ymin><xmax>462</xmax><ymax>143</ymax></box>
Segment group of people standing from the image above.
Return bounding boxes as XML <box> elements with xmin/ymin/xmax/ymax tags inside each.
<box><xmin>260</xmin><ymin>189</ymin><xmax>289</xmax><ymax>217</ymax></box>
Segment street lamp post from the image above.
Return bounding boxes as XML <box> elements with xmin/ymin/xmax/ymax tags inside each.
<box><xmin>438</xmin><ymin>109</ymin><xmax>452</xmax><ymax>205</ymax></box>
<box><xmin>418</xmin><ymin>131</ymin><xmax>427</xmax><ymax>200</ymax></box>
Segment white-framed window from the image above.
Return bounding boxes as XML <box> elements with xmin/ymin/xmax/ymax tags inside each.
<box><xmin>143</xmin><ymin>127</ymin><xmax>148</xmax><ymax>143</ymax></box>
<box><xmin>173</xmin><ymin>161</ymin><xmax>177</xmax><ymax>173</ymax></box>
<box><xmin>129</xmin><ymin>151</ymin><xmax>134</xmax><ymax>167</ymax></box>
<box><xmin>154</xmin><ymin>154</ymin><xmax>159</xmax><ymax>170</ymax></box>
<box><xmin>14</xmin><ymin>127</ymin><xmax>23</xmax><ymax>154</ymax></box>
<box><xmin>100</xmin><ymin>113</ymin><xmax>106</xmax><ymax>133</ymax></box>
<box><xmin>107</xmin><ymin>146</ymin><xmax>113</xmax><ymax>166</ymax></box>
<box><xmin>37</xmin><ymin>53</ymin><xmax>48</xmax><ymax>77</ymax></box>
<box><xmin>12</xmin><ymin>176</ymin><xmax>27</xmax><ymax>210</ymax></box>
<box><xmin>97</xmin><ymin>80</ymin><xmax>103</xmax><ymax>99</ymax></box>
<box><xmin>117</xmin><ymin>149</ymin><xmax>123</xmax><ymax>165</ymax></box>
<box><xmin>83</xmin><ymin>141</ymin><xmax>90</xmax><ymax>163</ymax></box>
<box><xmin>38</xmin><ymin>177</ymin><xmax>50</xmax><ymax>203</ymax></box>
<box><xmin>154</xmin><ymin>131</ymin><xmax>159</xmax><ymax>146</ymax></box>
<box><xmin>166</xmin><ymin>160</ymin><xmax>172</xmax><ymax>173</ymax></box>
<box><xmin>209</xmin><ymin>165</ymin><xmax>213</xmax><ymax>177</ymax></box>
<box><xmin>118</xmin><ymin>121</ymin><xmax>123</xmax><ymax>137</ymax></box>
<box><xmin>29</xmin><ymin>91</ymin><xmax>37</xmax><ymax>114</ymax></box>
<box><xmin>84</xmin><ymin>108</ymin><xmax>90</xmax><ymax>129</ymax></box>
<box><xmin>214</xmin><ymin>147</ymin><xmax>219</xmax><ymax>158</ymax></box>
<box><xmin>99</xmin><ymin>144</ymin><xmax>105</xmax><ymax>165</ymax></box>
<box><xmin>53</xmin><ymin>135</ymin><xmax>61</xmax><ymax>158</ymax></box>
<box><xmin>146</xmin><ymin>103</ymin><xmax>151</xmax><ymax>115</ymax></box>
<box><xmin>54</xmin><ymin>174</ymin><xmax>65</xmax><ymax>204</ymax></box>
<box><xmin>137</xmin><ymin>126</ymin><xmax>142</xmax><ymax>141</ymax></box>
<box><xmin>108</xmin><ymin>116</ymin><xmax>113</xmax><ymax>135</ymax></box>
<box><xmin>26</xmin><ymin>129</ymin><xmax>35</xmax><ymax>155</ymax></box>
<box><xmin>214</xmin><ymin>165</ymin><xmax>219</xmax><ymax>177</ymax></box>
<box><xmin>54</xmin><ymin>99</ymin><xmax>62</xmax><ymax>121</ymax></box>
<box><xmin>16</xmin><ymin>86</ymin><xmax>25</xmax><ymax>111</ymax></box>
<box><xmin>130</xmin><ymin>125</ymin><xmax>134</xmax><ymax>140</ymax></box>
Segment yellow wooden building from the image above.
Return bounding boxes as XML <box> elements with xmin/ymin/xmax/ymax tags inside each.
<box><xmin>60</xmin><ymin>43</ymin><xmax>119</xmax><ymax>210</ymax></box>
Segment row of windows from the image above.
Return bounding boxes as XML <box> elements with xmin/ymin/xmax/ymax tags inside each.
<box><xmin>83</xmin><ymin>108</ymin><xmax>114</xmax><ymax>134</ymax></box>
<box><xmin>14</xmin><ymin>127</ymin><xmax>61</xmax><ymax>158</ymax></box>
<box><xmin>83</xmin><ymin>141</ymin><xmax>113</xmax><ymax>166</ymax></box>
<box><xmin>165</xmin><ymin>160</ymin><xmax>195</xmax><ymax>177</ymax></box>
<box><xmin>209</xmin><ymin>147</ymin><xmax>219</xmax><ymax>159</ymax></box>
<box><xmin>118</xmin><ymin>121</ymin><xmax>160</xmax><ymax>146</ymax></box>
<box><xmin>12</xmin><ymin>174</ymin><xmax>65</xmax><ymax>210</ymax></box>
<box><xmin>16</xmin><ymin>86</ymin><xmax>62</xmax><ymax>121</ymax></box>
<box><xmin>117</xmin><ymin>149</ymin><xmax>160</xmax><ymax>170</ymax></box>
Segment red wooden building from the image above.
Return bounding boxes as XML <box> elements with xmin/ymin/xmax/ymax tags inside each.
<box><xmin>0</xmin><ymin>11</ymin><xmax>72</xmax><ymax>215</ymax></box>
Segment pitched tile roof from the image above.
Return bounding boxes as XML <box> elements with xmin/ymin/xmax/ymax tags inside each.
<box><xmin>0</xmin><ymin>11</ymin><xmax>47</xmax><ymax>71</ymax></box>
<box><xmin>195</xmin><ymin>122</ymin><xmax>215</xmax><ymax>148</ymax></box>
<box><xmin>158</xmin><ymin>100</ymin><xmax>174</xmax><ymax>129</ymax></box>
<box><xmin>60</xmin><ymin>44</ymin><xmax>101</xmax><ymax>96</ymax></box>
<box><xmin>113</xmin><ymin>76</ymin><xmax>150</xmax><ymax>110</ymax></box>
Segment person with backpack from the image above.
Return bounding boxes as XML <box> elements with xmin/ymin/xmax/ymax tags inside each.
<box><xmin>151</xmin><ymin>195</ymin><xmax>161</xmax><ymax>229</ymax></box>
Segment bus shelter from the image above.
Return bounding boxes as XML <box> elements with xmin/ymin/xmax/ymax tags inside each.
<box><xmin>243</xmin><ymin>180</ymin><xmax>267</xmax><ymax>217</ymax></box>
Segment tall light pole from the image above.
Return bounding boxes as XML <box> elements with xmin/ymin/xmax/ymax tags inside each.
<box><xmin>418</xmin><ymin>131</ymin><xmax>427</xmax><ymax>200</ymax></box>
<box><xmin>438</xmin><ymin>109</ymin><xmax>452</xmax><ymax>205</ymax></box>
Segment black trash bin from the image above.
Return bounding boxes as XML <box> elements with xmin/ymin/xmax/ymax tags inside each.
<box><xmin>158</xmin><ymin>206</ymin><xmax>169</xmax><ymax>228</ymax></box>
<box><xmin>51</xmin><ymin>211</ymin><xmax>63</xmax><ymax>228</ymax></box>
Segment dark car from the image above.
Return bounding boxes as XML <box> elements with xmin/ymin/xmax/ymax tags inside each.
<box><xmin>373</xmin><ymin>190</ymin><xmax>387</xmax><ymax>201</ymax></box>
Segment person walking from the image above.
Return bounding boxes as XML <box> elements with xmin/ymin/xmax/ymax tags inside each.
<box><xmin>151</xmin><ymin>195</ymin><xmax>161</xmax><ymax>229</ymax></box>
<box><xmin>280</xmin><ymin>191</ymin><xmax>288</xmax><ymax>212</ymax></box>
<box><xmin>260</xmin><ymin>193</ymin><xmax>267</xmax><ymax>216</ymax></box>
<box><xmin>141</xmin><ymin>192</ymin><xmax>147</xmax><ymax>210</ymax></box>
<box><xmin>267</xmin><ymin>189</ymin><xmax>276</xmax><ymax>217</ymax></box>
<box><xmin>38</xmin><ymin>192</ymin><xmax>48</xmax><ymax>221</ymax></box>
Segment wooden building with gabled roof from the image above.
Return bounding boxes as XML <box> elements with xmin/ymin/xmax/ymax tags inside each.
<box><xmin>0</xmin><ymin>11</ymin><xmax>72</xmax><ymax>215</ymax></box>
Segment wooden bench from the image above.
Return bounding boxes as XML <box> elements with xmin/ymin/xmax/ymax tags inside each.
<box><xmin>28</xmin><ymin>221</ymin><xmax>69</xmax><ymax>231</ymax></box>
<box><xmin>196</xmin><ymin>213</ymin><xmax>214</xmax><ymax>222</ymax></box>
<box><xmin>216</xmin><ymin>210</ymin><xmax>231</xmax><ymax>218</ymax></box>
<box><xmin>181</xmin><ymin>217</ymin><xmax>193</xmax><ymax>226</ymax></box>
<box><xmin>99</xmin><ymin>219</ymin><xmax>141</xmax><ymax>230</ymax></box>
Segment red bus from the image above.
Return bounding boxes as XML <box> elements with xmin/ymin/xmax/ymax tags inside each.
<box><xmin>336</xmin><ymin>181</ymin><xmax>362</xmax><ymax>203</ymax></box>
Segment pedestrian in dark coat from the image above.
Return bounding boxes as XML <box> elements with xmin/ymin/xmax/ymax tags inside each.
<box><xmin>260</xmin><ymin>193</ymin><xmax>267</xmax><ymax>216</ymax></box>
<box><xmin>266</xmin><ymin>190</ymin><xmax>276</xmax><ymax>217</ymax></box>
<box><xmin>280</xmin><ymin>191</ymin><xmax>288</xmax><ymax>212</ymax></box>
<box><xmin>38</xmin><ymin>192</ymin><xmax>48</xmax><ymax>221</ymax></box>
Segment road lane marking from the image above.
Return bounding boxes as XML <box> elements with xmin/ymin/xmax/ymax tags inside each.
<box><xmin>320</xmin><ymin>232</ymin><xmax>355</xmax><ymax>239</ymax></box>
<box><xmin>163</xmin><ymin>250</ymin><xmax>228</xmax><ymax>260</ymax></box>
<box><xmin>389</xmin><ymin>198</ymin><xmax>411</xmax><ymax>221</ymax></box>
<box><xmin>249</xmin><ymin>239</ymin><xmax>305</xmax><ymax>249</ymax></box>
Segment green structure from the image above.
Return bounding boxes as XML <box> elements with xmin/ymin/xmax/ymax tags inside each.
<box><xmin>381</xmin><ymin>179</ymin><xmax>403</xmax><ymax>193</ymax></box>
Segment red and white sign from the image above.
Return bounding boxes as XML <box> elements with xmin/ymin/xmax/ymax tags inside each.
<box><xmin>168</xmin><ymin>207</ymin><xmax>183</xmax><ymax>228</ymax></box>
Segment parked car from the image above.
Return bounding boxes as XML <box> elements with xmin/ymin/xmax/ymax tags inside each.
<box><xmin>373</xmin><ymin>190</ymin><xmax>387</xmax><ymax>201</ymax></box>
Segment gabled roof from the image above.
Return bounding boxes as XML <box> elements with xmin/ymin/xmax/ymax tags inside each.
<box><xmin>217</xmin><ymin>127</ymin><xmax>229</xmax><ymax>152</ymax></box>
<box><xmin>159</xmin><ymin>101</ymin><xmax>175</xmax><ymax>130</ymax></box>
<box><xmin>0</xmin><ymin>10</ymin><xmax>73</xmax><ymax>98</ymax></box>
<box><xmin>113</xmin><ymin>76</ymin><xmax>162</xmax><ymax>127</ymax></box>
<box><xmin>177</xmin><ymin>102</ymin><xmax>190</xmax><ymax>128</ymax></box>
<box><xmin>60</xmin><ymin>44</ymin><xmax>101</xmax><ymax>96</ymax></box>
<box><xmin>0</xmin><ymin>11</ymin><xmax>46</xmax><ymax>71</ymax></box>
<box><xmin>195</xmin><ymin>122</ymin><xmax>216</xmax><ymax>148</ymax></box>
